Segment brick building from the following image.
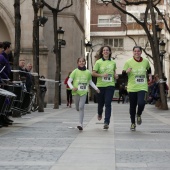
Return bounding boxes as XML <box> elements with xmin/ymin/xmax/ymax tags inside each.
<box><xmin>90</xmin><ymin>0</ymin><xmax>170</xmax><ymax>94</ymax></box>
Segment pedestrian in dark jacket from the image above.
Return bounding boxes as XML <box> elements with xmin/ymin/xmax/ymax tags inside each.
<box><xmin>118</xmin><ymin>85</ymin><xmax>125</xmax><ymax>104</ymax></box>
<box><xmin>0</xmin><ymin>42</ymin><xmax>9</xmax><ymax>79</ymax></box>
<box><xmin>1</xmin><ymin>41</ymin><xmax>11</xmax><ymax>80</ymax></box>
<box><xmin>64</xmin><ymin>72</ymin><xmax>72</xmax><ymax>107</ymax></box>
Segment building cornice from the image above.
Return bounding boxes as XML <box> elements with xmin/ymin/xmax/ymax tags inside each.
<box><xmin>20</xmin><ymin>47</ymin><xmax>49</xmax><ymax>55</ymax></box>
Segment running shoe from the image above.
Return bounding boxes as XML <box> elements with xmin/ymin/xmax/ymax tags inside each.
<box><xmin>103</xmin><ymin>123</ymin><xmax>109</xmax><ymax>129</ymax></box>
<box><xmin>77</xmin><ymin>126</ymin><xmax>83</xmax><ymax>131</ymax></box>
<box><xmin>130</xmin><ymin>123</ymin><xmax>136</xmax><ymax>131</ymax></box>
<box><xmin>137</xmin><ymin>115</ymin><xmax>142</xmax><ymax>125</ymax></box>
<box><xmin>98</xmin><ymin>114</ymin><xmax>102</xmax><ymax>121</ymax></box>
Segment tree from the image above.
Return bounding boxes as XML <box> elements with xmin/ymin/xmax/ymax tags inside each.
<box><xmin>13</xmin><ymin>0</ymin><xmax>21</xmax><ymax>81</ymax></box>
<box><xmin>101</xmin><ymin>0</ymin><xmax>168</xmax><ymax>110</ymax></box>
<box><xmin>41</xmin><ymin>0</ymin><xmax>73</xmax><ymax>109</ymax></box>
<box><xmin>32</xmin><ymin>0</ymin><xmax>42</xmax><ymax>111</ymax></box>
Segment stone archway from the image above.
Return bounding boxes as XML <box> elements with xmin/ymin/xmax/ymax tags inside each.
<box><xmin>0</xmin><ymin>2</ymin><xmax>14</xmax><ymax>44</ymax></box>
<box><xmin>0</xmin><ymin>17</ymin><xmax>10</xmax><ymax>41</ymax></box>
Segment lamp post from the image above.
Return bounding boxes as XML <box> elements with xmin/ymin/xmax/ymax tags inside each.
<box><xmin>159</xmin><ymin>40</ymin><xmax>166</xmax><ymax>72</ymax></box>
<box><xmin>85</xmin><ymin>41</ymin><xmax>92</xmax><ymax>104</ymax></box>
<box><xmin>57</xmin><ymin>27</ymin><xmax>65</xmax><ymax>105</ymax></box>
<box><xmin>35</xmin><ymin>0</ymin><xmax>48</xmax><ymax>74</ymax></box>
<box><xmin>156</xmin><ymin>24</ymin><xmax>166</xmax><ymax>75</ymax></box>
<box><xmin>34</xmin><ymin>0</ymin><xmax>48</xmax><ymax>112</ymax></box>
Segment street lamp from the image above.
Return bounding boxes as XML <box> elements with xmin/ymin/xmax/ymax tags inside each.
<box><xmin>155</xmin><ymin>24</ymin><xmax>166</xmax><ymax>72</ymax></box>
<box><xmin>57</xmin><ymin>27</ymin><xmax>65</xmax><ymax>105</ymax></box>
<box><xmin>159</xmin><ymin>40</ymin><xmax>166</xmax><ymax>53</ymax></box>
<box><xmin>155</xmin><ymin>24</ymin><xmax>162</xmax><ymax>39</ymax></box>
<box><xmin>85</xmin><ymin>41</ymin><xmax>92</xmax><ymax>104</ymax></box>
<box><xmin>57</xmin><ymin>27</ymin><xmax>65</xmax><ymax>40</ymax></box>
<box><xmin>85</xmin><ymin>41</ymin><xmax>92</xmax><ymax>52</ymax></box>
<box><xmin>159</xmin><ymin>40</ymin><xmax>166</xmax><ymax>71</ymax></box>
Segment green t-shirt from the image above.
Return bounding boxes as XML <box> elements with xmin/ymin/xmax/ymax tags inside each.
<box><xmin>123</xmin><ymin>57</ymin><xmax>150</xmax><ymax>92</ymax></box>
<box><xmin>93</xmin><ymin>58</ymin><xmax>117</xmax><ymax>87</ymax></box>
<box><xmin>70</xmin><ymin>68</ymin><xmax>92</xmax><ymax>96</ymax></box>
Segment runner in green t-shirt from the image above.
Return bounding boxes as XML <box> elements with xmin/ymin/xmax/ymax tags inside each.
<box><xmin>67</xmin><ymin>57</ymin><xmax>100</xmax><ymax>131</ymax></box>
<box><xmin>122</xmin><ymin>46</ymin><xmax>152</xmax><ymax>131</ymax></box>
<box><xmin>92</xmin><ymin>46</ymin><xmax>118</xmax><ymax>130</ymax></box>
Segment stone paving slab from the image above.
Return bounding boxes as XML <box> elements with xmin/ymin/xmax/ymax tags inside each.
<box><xmin>114</xmin><ymin>102</ymin><xmax>170</xmax><ymax>170</ymax></box>
<box><xmin>0</xmin><ymin>102</ymin><xmax>170</xmax><ymax>170</ymax></box>
<box><xmin>50</xmin><ymin>111</ymin><xmax>115</xmax><ymax>170</ymax></box>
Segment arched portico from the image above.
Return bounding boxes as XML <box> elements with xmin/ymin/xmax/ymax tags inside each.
<box><xmin>0</xmin><ymin>2</ymin><xmax>14</xmax><ymax>44</ymax></box>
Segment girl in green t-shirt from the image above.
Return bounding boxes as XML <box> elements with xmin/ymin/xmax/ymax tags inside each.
<box><xmin>92</xmin><ymin>46</ymin><xmax>118</xmax><ymax>130</ymax></box>
<box><xmin>67</xmin><ymin>57</ymin><xmax>100</xmax><ymax>131</ymax></box>
<box><xmin>122</xmin><ymin>46</ymin><xmax>152</xmax><ymax>131</ymax></box>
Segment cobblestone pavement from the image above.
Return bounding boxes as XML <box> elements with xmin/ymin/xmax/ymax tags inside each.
<box><xmin>0</xmin><ymin>101</ymin><xmax>170</xmax><ymax>170</ymax></box>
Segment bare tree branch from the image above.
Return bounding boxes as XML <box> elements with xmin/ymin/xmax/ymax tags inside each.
<box><xmin>41</xmin><ymin>0</ymin><xmax>73</xmax><ymax>12</ymax></box>
<box><xmin>41</xmin><ymin>0</ymin><xmax>55</xmax><ymax>11</ymax></box>
<box><xmin>154</xmin><ymin>6</ymin><xmax>170</xmax><ymax>34</ymax></box>
<box><xmin>58</xmin><ymin>0</ymin><xmax>73</xmax><ymax>12</ymax></box>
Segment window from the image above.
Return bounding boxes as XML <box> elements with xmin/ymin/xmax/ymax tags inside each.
<box><xmin>127</xmin><ymin>11</ymin><xmax>163</xmax><ymax>23</ymax></box>
<box><xmin>104</xmin><ymin>39</ymin><xmax>113</xmax><ymax>46</ymax></box>
<box><xmin>104</xmin><ymin>38</ymin><xmax>124</xmax><ymax>49</ymax></box>
<box><xmin>98</xmin><ymin>15</ymin><xmax>121</xmax><ymax>27</ymax></box>
<box><xmin>140</xmin><ymin>13</ymin><xmax>151</xmax><ymax>21</ymax></box>
<box><xmin>127</xmin><ymin>12</ymin><xmax>139</xmax><ymax>23</ymax></box>
<box><xmin>139</xmin><ymin>37</ymin><xmax>150</xmax><ymax>49</ymax></box>
<box><xmin>114</xmin><ymin>38</ymin><xmax>123</xmax><ymax>48</ymax></box>
<box><xmin>112</xmin><ymin>15</ymin><xmax>121</xmax><ymax>27</ymax></box>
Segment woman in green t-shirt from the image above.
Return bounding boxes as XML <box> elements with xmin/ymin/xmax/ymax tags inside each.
<box><xmin>122</xmin><ymin>46</ymin><xmax>152</xmax><ymax>131</ymax></box>
<box><xmin>67</xmin><ymin>57</ymin><xmax>100</xmax><ymax>131</ymax></box>
<box><xmin>92</xmin><ymin>46</ymin><xmax>118</xmax><ymax>130</ymax></box>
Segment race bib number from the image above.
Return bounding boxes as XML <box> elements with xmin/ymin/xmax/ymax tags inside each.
<box><xmin>102</xmin><ymin>74</ymin><xmax>112</xmax><ymax>82</ymax></box>
<box><xmin>135</xmin><ymin>75</ymin><xmax>145</xmax><ymax>84</ymax></box>
<box><xmin>78</xmin><ymin>83</ymin><xmax>88</xmax><ymax>91</ymax></box>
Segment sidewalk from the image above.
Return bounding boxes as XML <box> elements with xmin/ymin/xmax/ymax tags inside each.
<box><xmin>0</xmin><ymin>102</ymin><xmax>170</xmax><ymax>170</ymax></box>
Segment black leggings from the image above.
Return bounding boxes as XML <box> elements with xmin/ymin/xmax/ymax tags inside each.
<box><xmin>129</xmin><ymin>91</ymin><xmax>147</xmax><ymax>124</ymax></box>
<box><xmin>66</xmin><ymin>90</ymin><xmax>72</xmax><ymax>104</ymax></box>
<box><xmin>118</xmin><ymin>93</ymin><xmax>124</xmax><ymax>103</ymax></box>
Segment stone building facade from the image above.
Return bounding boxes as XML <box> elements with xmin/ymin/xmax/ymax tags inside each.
<box><xmin>0</xmin><ymin>0</ymin><xmax>91</xmax><ymax>103</ymax></box>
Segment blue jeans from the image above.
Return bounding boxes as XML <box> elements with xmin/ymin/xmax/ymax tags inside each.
<box><xmin>129</xmin><ymin>91</ymin><xmax>147</xmax><ymax>124</ymax></box>
<box><xmin>97</xmin><ymin>86</ymin><xmax>115</xmax><ymax>125</ymax></box>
